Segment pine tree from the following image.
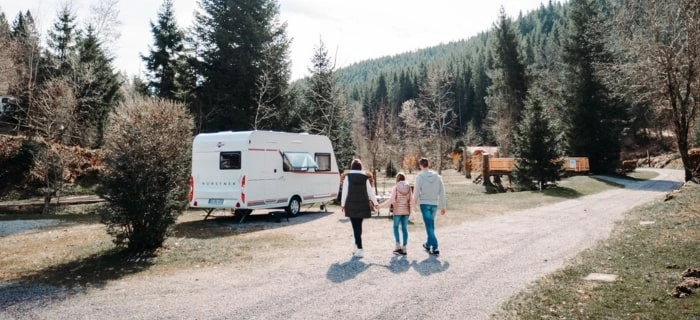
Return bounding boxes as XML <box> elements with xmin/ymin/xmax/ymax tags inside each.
<box><xmin>486</xmin><ymin>6</ymin><xmax>529</xmax><ymax>157</ymax></box>
<box><xmin>74</xmin><ymin>26</ymin><xmax>122</xmax><ymax>147</ymax></box>
<box><xmin>562</xmin><ymin>0</ymin><xmax>624</xmax><ymax>174</ymax></box>
<box><xmin>191</xmin><ymin>0</ymin><xmax>291</xmax><ymax>131</ymax></box>
<box><xmin>302</xmin><ymin>39</ymin><xmax>354</xmax><ymax>170</ymax></box>
<box><xmin>47</xmin><ymin>6</ymin><xmax>79</xmax><ymax>65</ymax></box>
<box><xmin>470</xmin><ymin>50</ymin><xmax>492</xmax><ymax>145</ymax></box>
<box><xmin>141</xmin><ymin>0</ymin><xmax>185</xmax><ymax>100</ymax></box>
<box><xmin>41</xmin><ymin>5</ymin><xmax>81</xmax><ymax>85</ymax></box>
<box><xmin>513</xmin><ymin>91</ymin><xmax>562</xmax><ymax>190</ymax></box>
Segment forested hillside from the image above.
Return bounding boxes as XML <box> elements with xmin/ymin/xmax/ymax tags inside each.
<box><xmin>328</xmin><ymin>0</ymin><xmax>699</xmax><ymax>181</ymax></box>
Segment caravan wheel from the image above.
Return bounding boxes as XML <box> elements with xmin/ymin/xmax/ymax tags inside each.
<box><xmin>285</xmin><ymin>197</ymin><xmax>301</xmax><ymax>216</ymax></box>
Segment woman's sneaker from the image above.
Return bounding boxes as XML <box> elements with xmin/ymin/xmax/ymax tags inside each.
<box><xmin>353</xmin><ymin>249</ymin><xmax>364</xmax><ymax>258</ymax></box>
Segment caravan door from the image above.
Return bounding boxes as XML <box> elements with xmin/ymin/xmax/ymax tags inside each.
<box><xmin>246</xmin><ymin>147</ymin><xmax>284</xmax><ymax>208</ymax></box>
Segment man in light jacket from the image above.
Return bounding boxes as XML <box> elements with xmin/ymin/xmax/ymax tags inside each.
<box><xmin>413</xmin><ymin>157</ymin><xmax>446</xmax><ymax>255</ymax></box>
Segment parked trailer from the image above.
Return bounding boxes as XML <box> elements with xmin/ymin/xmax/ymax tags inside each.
<box><xmin>188</xmin><ymin>131</ymin><xmax>340</xmax><ymax>220</ymax></box>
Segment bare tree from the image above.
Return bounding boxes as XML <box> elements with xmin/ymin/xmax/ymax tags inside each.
<box><xmin>398</xmin><ymin>99</ymin><xmax>425</xmax><ymax>172</ymax></box>
<box><xmin>417</xmin><ymin>69</ymin><xmax>456</xmax><ymax>174</ymax></box>
<box><xmin>88</xmin><ymin>0</ymin><xmax>122</xmax><ymax>54</ymax></box>
<box><xmin>253</xmin><ymin>44</ymin><xmax>282</xmax><ymax>130</ymax></box>
<box><xmin>31</xmin><ymin>79</ymin><xmax>77</xmax><ymax>214</ymax></box>
<box><xmin>605</xmin><ymin>0</ymin><xmax>700</xmax><ymax>181</ymax></box>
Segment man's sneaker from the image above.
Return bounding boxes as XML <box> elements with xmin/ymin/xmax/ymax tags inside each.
<box><xmin>430</xmin><ymin>249</ymin><xmax>440</xmax><ymax>256</ymax></box>
<box><xmin>393</xmin><ymin>248</ymin><xmax>403</xmax><ymax>255</ymax></box>
<box><xmin>353</xmin><ymin>249</ymin><xmax>364</xmax><ymax>258</ymax></box>
<box><xmin>399</xmin><ymin>248</ymin><xmax>407</xmax><ymax>256</ymax></box>
<box><xmin>422</xmin><ymin>243</ymin><xmax>430</xmax><ymax>252</ymax></box>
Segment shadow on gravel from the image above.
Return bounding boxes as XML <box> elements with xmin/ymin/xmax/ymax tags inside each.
<box><xmin>1</xmin><ymin>249</ymin><xmax>152</xmax><ymax>310</ymax></box>
<box><xmin>326</xmin><ymin>255</ymin><xmax>450</xmax><ymax>283</ymax></box>
<box><xmin>388</xmin><ymin>256</ymin><xmax>411</xmax><ymax>274</ymax></box>
<box><xmin>173</xmin><ymin>210</ymin><xmax>333</xmax><ymax>239</ymax></box>
<box><xmin>326</xmin><ymin>257</ymin><xmax>369</xmax><ymax>283</ymax></box>
<box><xmin>411</xmin><ymin>256</ymin><xmax>449</xmax><ymax>276</ymax></box>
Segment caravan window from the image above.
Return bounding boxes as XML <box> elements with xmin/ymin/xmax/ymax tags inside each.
<box><xmin>282</xmin><ymin>152</ymin><xmax>318</xmax><ymax>172</ymax></box>
<box><xmin>315</xmin><ymin>153</ymin><xmax>331</xmax><ymax>171</ymax></box>
<box><xmin>220</xmin><ymin>152</ymin><xmax>241</xmax><ymax>170</ymax></box>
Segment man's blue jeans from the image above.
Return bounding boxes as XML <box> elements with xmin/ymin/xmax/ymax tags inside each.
<box><xmin>420</xmin><ymin>204</ymin><xmax>438</xmax><ymax>250</ymax></box>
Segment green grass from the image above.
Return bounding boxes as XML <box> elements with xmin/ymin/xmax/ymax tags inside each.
<box><xmin>492</xmin><ymin>183</ymin><xmax>700</xmax><ymax>319</ymax></box>
<box><xmin>432</xmin><ymin>174</ymin><xmax>620</xmax><ymax>225</ymax></box>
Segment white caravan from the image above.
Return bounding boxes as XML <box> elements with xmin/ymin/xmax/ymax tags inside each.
<box><xmin>188</xmin><ymin>131</ymin><xmax>340</xmax><ymax>218</ymax></box>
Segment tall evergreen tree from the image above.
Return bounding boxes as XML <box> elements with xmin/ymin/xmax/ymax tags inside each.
<box><xmin>44</xmin><ymin>5</ymin><xmax>80</xmax><ymax>80</ymax></box>
<box><xmin>486</xmin><ymin>6</ymin><xmax>529</xmax><ymax>157</ymax></box>
<box><xmin>47</xmin><ymin>6</ymin><xmax>78</xmax><ymax>62</ymax></box>
<box><xmin>142</xmin><ymin>0</ymin><xmax>185</xmax><ymax>100</ymax></box>
<box><xmin>74</xmin><ymin>26</ymin><xmax>122</xmax><ymax>147</ymax></box>
<box><xmin>191</xmin><ymin>0</ymin><xmax>291</xmax><ymax>132</ymax></box>
<box><xmin>562</xmin><ymin>0</ymin><xmax>624</xmax><ymax>174</ymax></box>
<box><xmin>513</xmin><ymin>91</ymin><xmax>562</xmax><ymax>190</ymax></box>
<box><xmin>302</xmin><ymin>39</ymin><xmax>354</xmax><ymax>170</ymax></box>
<box><xmin>470</xmin><ymin>49</ymin><xmax>493</xmax><ymax>145</ymax></box>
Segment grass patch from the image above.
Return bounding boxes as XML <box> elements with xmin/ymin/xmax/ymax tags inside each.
<box><xmin>434</xmin><ymin>174</ymin><xmax>619</xmax><ymax>225</ymax></box>
<box><xmin>493</xmin><ymin>183</ymin><xmax>700</xmax><ymax>319</ymax></box>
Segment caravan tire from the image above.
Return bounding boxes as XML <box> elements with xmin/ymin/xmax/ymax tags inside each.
<box><xmin>286</xmin><ymin>197</ymin><xmax>301</xmax><ymax>216</ymax></box>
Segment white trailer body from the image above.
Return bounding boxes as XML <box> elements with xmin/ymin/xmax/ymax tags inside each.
<box><xmin>188</xmin><ymin>131</ymin><xmax>340</xmax><ymax>216</ymax></box>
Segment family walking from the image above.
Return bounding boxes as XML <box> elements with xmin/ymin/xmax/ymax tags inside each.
<box><xmin>340</xmin><ymin>158</ymin><xmax>447</xmax><ymax>258</ymax></box>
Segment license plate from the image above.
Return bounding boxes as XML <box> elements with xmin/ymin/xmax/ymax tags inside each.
<box><xmin>208</xmin><ymin>199</ymin><xmax>224</xmax><ymax>205</ymax></box>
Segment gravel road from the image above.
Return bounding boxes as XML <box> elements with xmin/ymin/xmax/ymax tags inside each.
<box><xmin>0</xmin><ymin>169</ymin><xmax>684</xmax><ymax>320</ymax></box>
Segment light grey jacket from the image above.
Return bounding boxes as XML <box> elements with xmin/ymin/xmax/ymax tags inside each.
<box><xmin>413</xmin><ymin>169</ymin><xmax>446</xmax><ymax>209</ymax></box>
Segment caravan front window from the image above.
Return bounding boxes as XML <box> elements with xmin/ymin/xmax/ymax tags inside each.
<box><xmin>220</xmin><ymin>152</ymin><xmax>241</xmax><ymax>170</ymax></box>
<box><xmin>282</xmin><ymin>152</ymin><xmax>318</xmax><ymax>172</ymax></box>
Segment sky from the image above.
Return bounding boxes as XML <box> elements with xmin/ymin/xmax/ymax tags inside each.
<box><xmin>0</xmin><ymin>0</ymin><xmax>548</xmax><ymax>80</ymax></box>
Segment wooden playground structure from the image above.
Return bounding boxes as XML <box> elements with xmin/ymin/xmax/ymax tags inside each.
<box><xmin>466</xmin><ymin>149</ymin><xmax>590</xmax><ymax>186</ymax></box>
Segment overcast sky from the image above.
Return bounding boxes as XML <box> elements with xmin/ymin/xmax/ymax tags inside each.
<box><xmin>1</xmin><ymin>0</ymin><xmax>548</xmax><ymax>80</ymax></box>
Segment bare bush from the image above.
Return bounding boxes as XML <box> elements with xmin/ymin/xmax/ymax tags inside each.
<box><xmin>98</xmin><ymin>97</ymin><xmax>194</xmax><ymax>253</ymax></box>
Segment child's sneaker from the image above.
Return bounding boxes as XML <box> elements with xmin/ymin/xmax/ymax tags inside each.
<box><xmin>393</xmin><ymin>243</ymin><xmax>402</xmax><ymax>255</ymax></box>
<box><xmin>400</xmin><ymin>246</ymin><xmax>407</xmax><ymax>256</ymax></box>
<box><xmin>430</xmin><ymin>249</ymin><xmax>440</xmax><ymax>256</ymax></box>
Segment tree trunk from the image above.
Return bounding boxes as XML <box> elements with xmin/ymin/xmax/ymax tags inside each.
<box><xmin>482</xmin><ymin>154</ymin><xmax>492</xmax><ymax>186</ymax></box>
<box><xmin>678</xmin><ymin>137</ymin><xmax>693</xmax><ymax>182</ymax></box>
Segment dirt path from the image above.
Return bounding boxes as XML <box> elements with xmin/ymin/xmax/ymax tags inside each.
<box><xmin>0</xmin><ymin>169</ymin><xmax>684</xmax><ymax>319</ymax></box>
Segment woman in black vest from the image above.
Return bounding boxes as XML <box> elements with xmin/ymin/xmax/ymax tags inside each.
<box><xmin>341</xmin><ymin>159</ymin><xmax>379</xmax><ymax>258</ymax></box>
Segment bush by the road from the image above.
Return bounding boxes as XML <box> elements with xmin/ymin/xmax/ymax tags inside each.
<box><xmin>98</xmin><ymin>97</ymin><xmax>193</xmax><ymax>253</ymax></box>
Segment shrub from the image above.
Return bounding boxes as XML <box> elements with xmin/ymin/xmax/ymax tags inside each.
<box><xmin>98</xmin><ymin>97</ymin><xmax>193</xmax><ymax>253</ymax></box>
<box><xmin>0</xmin><ymin>138</ymin><xmax>42</xmax><ymax>197</ymax></box>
